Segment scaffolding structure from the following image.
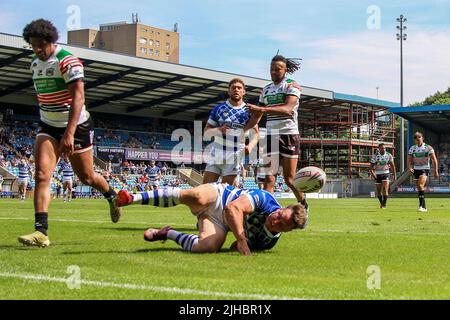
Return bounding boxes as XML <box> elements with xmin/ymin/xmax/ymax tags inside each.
<box><xmin>298</xmin><ymin>97</ymin><xmax>396</xmax><ymax>178</ymax></box>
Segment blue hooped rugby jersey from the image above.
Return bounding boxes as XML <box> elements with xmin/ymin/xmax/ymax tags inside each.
<box><xmin>18</xmin><ymin>163</ymin><xmax>30</xmax><ymax>180</ymax></box>
<box><xmin>61</xmin><ymin>161</ymin><xmax>74</xmax><ymax>180</ymax></box>
<box><xmin>222</xmin><ymin>185</ymin><xmax>282</xmax><ymax>250</ymax></box>
<box><xmin>207</xmin><ymin>101</ymin><xmax>251</xmax><ymax>161</ymax></box>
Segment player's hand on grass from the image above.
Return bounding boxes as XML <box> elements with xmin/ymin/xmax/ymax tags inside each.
<box><xmin>59</xmin><ymin>133</ymin><xmax>75</xmax><ymax>157</ymax></box>
<box><xmin>237</xmin><ymin>239</ymin><xmax>252</xmax><ymax>256</ymax></box>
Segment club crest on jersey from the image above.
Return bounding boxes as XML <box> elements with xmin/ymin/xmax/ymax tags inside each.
<box><xmin>46</xmin><ymin>68</ymin><xmax>55</xmax><ymax>77</ymax></box>
<box><xmin>37</xmin><ymin>70</ymin><xmax>43</xmax><ymax>77</ymax></box>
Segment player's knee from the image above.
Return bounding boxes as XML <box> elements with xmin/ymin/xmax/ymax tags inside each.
<box><xmin>190</xmin><ymin>189</ymin><xmax>208</xmax><ymax>206</ymax></box>
<box><xmin>35</xmin><ymin>169</ymin><xmax>52</xmax><ymax>184</ymax></box>
<box><xmin>284</xmin><ymin>176</ymin><xmax>295</xmax><ymax>188</ymax></box>
<box><xmin>78</xmin><ymin>173</ymin><xmax>94</xmax><ymax>186</ymax></box>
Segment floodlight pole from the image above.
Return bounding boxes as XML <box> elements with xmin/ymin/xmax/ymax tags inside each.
<box><xmin>397</xmin><ymin>15</ymin><xmax>407</xmax><ymax>172</ymax></box>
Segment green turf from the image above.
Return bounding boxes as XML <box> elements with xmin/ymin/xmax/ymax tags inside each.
<box><xmin>0</xmin><ymin>197</ymin><xmax>449</xmax><ymax>300</ymax></box>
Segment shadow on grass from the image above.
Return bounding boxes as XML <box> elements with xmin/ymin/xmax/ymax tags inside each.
<box><xmin>101</xmin><ymin>227</ymin><xmax>198</xmax><ymax>233</ymax></box>
<box><xmin>0</xmin><ymin>245</ymin><xmax>37</xmax><ymax>251</ymax></box>
<box><xmin>62</xmin><ymin>247</ymin><xmax>186</xmax><ymax>255</ymax></box>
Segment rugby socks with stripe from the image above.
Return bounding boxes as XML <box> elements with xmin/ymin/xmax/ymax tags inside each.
<box><xmin>132</xmin><ymin>188</ymin><xmax>180</xmax><ymax>207</ymax></box>
<box><xmin>103</xmin><ymin>187</ymin><xmax>117</xmax><ymax>200</ymax></box>
<box><xmin>35</xmin><ymin>212</ymin><xmax>48</xmax><ymax>236</ymax></box>
<box><xmin>418</xmin><ymin>191</ymin><xmax>426</xmax><ymax>209</ymax></box>
<box><xmin>378</xmin><ymin>196</ymin><xmax>383</xmax><ymax>205</ymax></box>
<box><xmin>167</xmin><ymin>230</ymin><xmax>199</xmax><ymax>252</ymax></box>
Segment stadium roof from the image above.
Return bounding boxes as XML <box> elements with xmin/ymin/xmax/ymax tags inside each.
<box><xmin>0</xmin><ymin>32</ymin><xmax>399</xmax><ymax>121</ymax></box>
<box><xmin>390</xmin><ymin>105</ymin><xmax>450</xmax><ymax>134</ymax></box>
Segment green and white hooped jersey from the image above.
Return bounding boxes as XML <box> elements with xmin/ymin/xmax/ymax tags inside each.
<box><xmin>31</xmin><ymin>45</ymin><xmax>89</xmax><ymax>128</ymax></box>
<box><xmin>370</xmin><ymin>152</ymin><xmax>393</xmax><ymax>175</ymax></box>
<box><xmin>409</xmin><ymin>143</ymin><xmax>435</xmax><ymax>170</ymax></box>
<box><xmin>259</xmin><ymin>77</ymin><xmax>301</xmax><ymax>135</ymax></box>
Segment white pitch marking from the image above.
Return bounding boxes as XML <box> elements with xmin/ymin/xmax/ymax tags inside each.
<box><xmin>0</xmin><ymin>272</ymin><xmax>306</xmax><ymax>300</ymax></box>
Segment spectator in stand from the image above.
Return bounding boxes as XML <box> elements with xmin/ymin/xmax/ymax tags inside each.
<box><xmin>161</xmin><ymin>163</ymin><xmax>168</xmax><ymax>176</ymax></box>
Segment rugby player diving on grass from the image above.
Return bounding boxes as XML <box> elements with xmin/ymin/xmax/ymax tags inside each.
<box><xmin>114</xmin><ymin>183</ymin><xmax>308</xmax><ymax>256</ymax></box>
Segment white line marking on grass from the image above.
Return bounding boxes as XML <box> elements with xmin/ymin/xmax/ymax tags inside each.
<box><xmin>0</xmin><ymin>272</ymin><xmax>306</xmax><ymax>300</ymax></box>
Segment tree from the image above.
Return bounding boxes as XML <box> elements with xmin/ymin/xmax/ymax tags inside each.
<box><xmin>410</xmin><ymin>87</ymin><xmax>450</xmax><ymax>106</ymax></box>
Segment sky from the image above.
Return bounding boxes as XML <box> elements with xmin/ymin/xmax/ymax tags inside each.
<box><xmin>1</xmin><ymin>0</ymin><xmax>449</xmax><ymax>105</ymax></box>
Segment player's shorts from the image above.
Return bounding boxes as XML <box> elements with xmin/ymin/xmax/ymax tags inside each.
<box><xmin>37</xmin><ymin>118</ymin><xmax>94</xmax><ymax>154</ymax></box>
<box><xmin>150</xmin><ymin>180</ymin><xmax>160</xmax><ymax>187</ymax></box>
<box><xmin>17</xmin><ymin>178</ymin><xmax>29</xmax><ymax>186</ymax></box>
<box><xmin>205</xmin><ymin>163</ymin><xmax>241</xmax><ymax>177</ymax></box>
<box><xmin>62</xmin><ymin>177</ymin><xmax>73</xmax><ymax>184</ymax></box>
<box><xmin>375</xmin><ymin>173</ymin><xmax>390</xmax><ymax>184</ymax></box>
<box><xmin>191</xmin><ymin>183</ymin><xmax>228</xmax><ymax>232</ymax></box>
<box><xmin>266</xmin><ymin>134</ymin><xmax>300</xmax><ymax>159</ymax></box>
<box><xmin>414</xmin><ymin>169</ymin><xmax>430</xmax><ymax>180</ymax></box>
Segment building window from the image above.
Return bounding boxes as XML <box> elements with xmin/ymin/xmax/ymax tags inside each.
<box><xmin>166</xmin><ymin>34</ymin><xmax>170</xmax><ymax>37</ymax></box>
<box><xmin>155</xmin><ymin>41</ymin><xmax>160</xmax><ymax>47</ymax></box>
<box><xmin>149</xmin><ymin>49</ymin><xmax>154</xmax><ymax>55</ymax></box>
<box><xmin>156</xmin><ymin>31</ymin><xmax>160</xmax><ymax>35</ymax></box>
<box><xmin>141</xmin><ymin>28</ymin><xmax>147</xmax><ymax>33</ymax></box>
<box><xmin>149</xmin><ymin>39</ymin><xmax>153</xmax><ymax>46</ymax></box>
<box><xmin>155</xmin><ymin>50</ymin><xmax>160</xmax><ymax>56</ymax></box>
<box><xmin>165</xmin><ymin>43</ymin><xmax>170</xmax><ymax>50</ymax></box>
<box><xmin>165</xmin><ymin>53</ymin><xmax>170</xmax><ymax>61</ymax></box>
<box><xmin>140</xmin><ymin>47</ymin><xmax>147</xmax><ymax>54</ymax></box>
<box><xmin>139</xmin><ymin>37</ymin><xmax>147</xmax><ymax>45</ymax></box>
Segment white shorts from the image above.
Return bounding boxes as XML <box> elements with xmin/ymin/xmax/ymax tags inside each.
<box><xmin>192</xmin><ymin>183</ymin><xmax>228</xmax><ymax>232</ymax></box>
<box><xmin>205</xmin><ymin>163</ymin><xmax>241</xmax><ymax>177</ymax></box>
<box><xmin>150</xmin><ymin>180</ymin><xmax>160</xmax><ymax>187</ymax></box>
<box><xmin>62</xmin><ymin>178</ymin><xmax>73</xmax><ymax>184</ymax></box>
<box><xmin>18</xmin><ymin>179</ymin><xmax>28</xmax><ymax>186</ymax></box>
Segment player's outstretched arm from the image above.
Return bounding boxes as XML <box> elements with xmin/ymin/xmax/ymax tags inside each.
<box><xmin>224</xmin><ymin>195</ymin><xmax>254</xmax><ymax>256</ymax></box>
<box><xmin>431</xmin><ymin>153</ymin><xmax>439</xmax><ymax>178</ymax></box>
<box><xmin>248</xmin><ymin>96</ymin><xmax>298</xmax><ymax>117</ymax></box>
<box><xmin>61</xmin><ymin>80</ymin><xmax>84</xmax><ymax>158</ymax></box>
<box><xmin>390</xmin><ymin>159</ymin><xmax>397</xmax><ymax>181</ymax></box>
<box><xmin>245</xmin><ymin>126</ymin><xmax>260</xmax><ymax>155</ymax></box>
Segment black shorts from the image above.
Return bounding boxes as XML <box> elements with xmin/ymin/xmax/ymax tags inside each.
<box><xmin>375</xmin><ymin>174</ymin><xmax>390</xmax><ymax>184</ymax></box>
<box><xmin>257</xmin><ymin>177</ymin><xmax>265</xmax><ymax>183</ymax></box>
<box><xmin>414</xmin><ymin>169</ymin><xmax>429</xmax><ymax>180</ymax></box>
<box><xmin>266</xmin><ymin>134</ymin><xmax>301</xmax><ymax>159</ymax></box>
<box><xmin>37</xmin><ymin>118</ymin><xmax>94</xmax><ymax>154</ymax></box>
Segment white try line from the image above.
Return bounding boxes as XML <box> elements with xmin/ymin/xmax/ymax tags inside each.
<box><xmin>0</xmin><ymin>271</ymin><xmax>305</xmax><ymax>300</ymax></box>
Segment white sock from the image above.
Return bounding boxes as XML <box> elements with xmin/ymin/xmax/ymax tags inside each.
<box><xmin>132</xmin><ymin>188</ymin><xmax>180</xmax><ymax>207</ymax></box>
<box><xmin>167</xmin><ymin>230</ymin><xmax>199</xmax><ymax>252</ymax></box>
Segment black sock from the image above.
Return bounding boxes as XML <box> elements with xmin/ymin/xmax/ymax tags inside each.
<box><xmin>418</xmin><ymin>191</ymin><xmax>425</xmax><ymax>208</ymax></box>
<box><xmin>103</xmin><ymin>187</ymin><xmax>117</xmax><ymax>201</ymax></box>
<box><xmin>35</xmin><ymin>213</ymin><xmax>48</xmax><ymax>236</ymax></box>
<box><xmin>383</xmin><ymin>195</ymin><xmax>388</xmax><ymax>207</ymax></box>
<box><xmin>378</xmin><ymin>196</ymin><xmax>383</xmax><ymax>205</ymax></box>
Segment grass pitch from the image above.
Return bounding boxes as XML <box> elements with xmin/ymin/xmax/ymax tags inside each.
<box><xmin>0</xmin><ymin>197</ymin><xmax>449</xmax><ymax>300</ymax></box>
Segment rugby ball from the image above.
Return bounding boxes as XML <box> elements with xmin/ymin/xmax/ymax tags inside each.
<box><xmin>293</xmin><ymin>167</ymin><xmax>327</xmax><ymax>193</ymax></box>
